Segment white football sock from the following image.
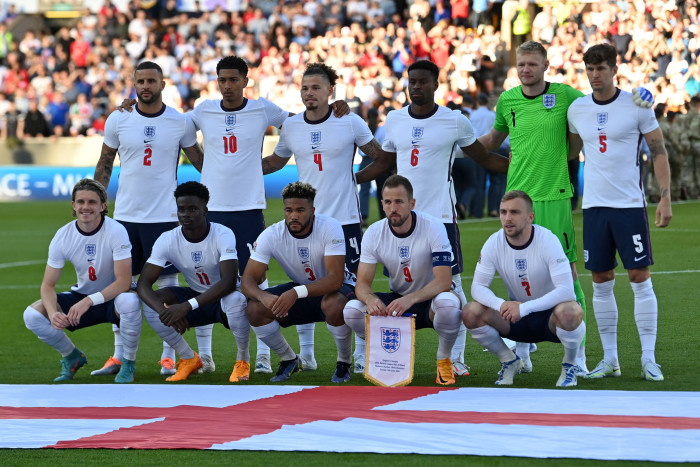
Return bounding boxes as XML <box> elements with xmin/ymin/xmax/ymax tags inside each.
<box><xmin>343</xmin><ymin>300</ymin><xmax>366</xmax><ymax>339</ymax></box>
<box><xmin>222</xmin><ymin>292</ymin><xmax>250</xmax><ymax>362</ymax></box>
<box><xmin>23</xmin><ymin>306</ymin><xmax>75</xmax><ymax>357</ymax></box>
<box><xmin>111</xmin><ymin>323</ymin><xmax>124</xmax><ymax>361</ymax></box>
<box><xmin>593</xmin><ymin>279</ymin><xmax>619</xmax><ymax>366</ymax></box>
<box><xmin>254</xmin><ymin>321</ymin><xmax>296</xmax><ymax>361</ymax></box>
<box><xmin>296</xmin><ymin>322</ymin><xmax>315</xmax><ymax>359</ymax></box>
<box><xmin>142</xmin><ymin>302</ymin><xmax>194</xmax><ymax>360</ymax></box>
<box><xmin>353</xmin><ymin>334</ymin><xmax>366</xmax><ymax>360</ymax></box>
<box><xmin>631</xmin><ymin>278</ymin><xmax>658</xmax><ymax>363</ymax></box>
<box><xmin>515</xmin><ymin>342</ymin><xmax>530</xmax><ymax>361</ymax></box>
<box><xmin>432</xmin><ymin>292</ymin><xmax>461</xmax><ymax>360</ymax></box>
<box><xmin>195</xmin><ymin>324</ymin><xmax>213</xmax><ymax>358</ymax></box>
<box><xmin>154</xmin><ymin>275</ymin><xmax>180</xmax><ymax>361</ymax></box>
<box><xmin>255</xmin><ymin>279</ymin><xmax>271</xmax><ymax>357</ymax></box>
<box><xmin>556</xmin><ymin>322</ymin><xmax>586</xmax><ymax>365</ymax></box>
<box><xmin>115</xmin><ymin>293</ymin><xmax>141</xmax><ymax>361</ymax></box>
<box><xmin>451</xmin><ymin>274</ymin><xmax>468</xmax><ymax>362</ymax></box>
<box><xmin>469</xmin><ymin>324</ymin><xmax>515</xmax><ymax>362</ymax></box>
<box><xmin>327</xmin><ymin>322</ymin><xmax>352</xmax><ymax>363</ymax></box>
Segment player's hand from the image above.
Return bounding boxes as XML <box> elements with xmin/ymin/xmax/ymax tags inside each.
<box><xmin>366</xmin><ymin>296</ymin><xmax>388</xmax><ymax>316</ymax></box>
<box><xmin>66</xmin><ymin>298</ymin><xmax>92</xmax><ymax>327</ymax></box>
<box><xmin>160</xmin><ymin>302</ymin><xmax>190</xmax><ymax>327</ymax></box>
<box><xmin>386</xmin><ymin>296</ymin><xmax>415</xmax><ymax>317</ymax></box>
<box><xmin>172</xmin><ymin>317</ymin><xmax>191</xmax><ymax>334</ymax></box>
<box><xmin>50</xmin><ymin>311</ymin><xmax>70</xmax><ymax>330</ymax></box>
<box><xmin>331</xmin><ymin>100</ymin><xmax>350</xmax><ymax>118</ymax></box>
<box><xmin>500</xmin><ymin>301</ymin><xmax>522</xmax><ymax>323</ymax></box>
<box><xmin>632</xmin><ymin>87</ymin><xmax>654</xmax><ymax>109</ymax></box>
<box><xmin>655</xmin><ymin>197</ymin><xmax>672</xmax><ymax>228</ymax></box>
<box><xmin>117</xmin><ymin>98</ymin><xmax>137</xmax><ymax>113</ymax></box>
<box><xmin>270</xmin><ymin>290</ymin><xmax>296</xmax><ymax>318</ymax></box>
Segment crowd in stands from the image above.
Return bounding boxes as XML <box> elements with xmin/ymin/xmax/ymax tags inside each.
<box><xmin>0</xmin><ymin>0</ymin><xmax>698</xmax><ymax>142</ymax></box>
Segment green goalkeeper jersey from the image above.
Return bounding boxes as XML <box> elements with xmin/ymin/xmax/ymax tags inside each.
<box><xmin>494</xmin><ymin>82</ymin><xmax>584</xmax><ymax>201</ymax></box>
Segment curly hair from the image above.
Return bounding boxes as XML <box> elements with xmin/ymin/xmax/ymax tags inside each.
<box><xmin>281</xmin><ymin>181</ymin><xmax>317</xmax><ymax>201</ymax></box>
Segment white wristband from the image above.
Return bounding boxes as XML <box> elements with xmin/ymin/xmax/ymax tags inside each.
<box><xmin>88</xmin><ymin>292</ymin><xmax>104</xmax><ymax>306</ymax></box>
<box><xmin>188</xmin><ymin>297</ymin><xmax>199</xmax><ymax>310</ymax></box>
<box><xmin>293</xmin><ymin>285</ymin><xmax>308</xmax><ymax>299</ymax></box>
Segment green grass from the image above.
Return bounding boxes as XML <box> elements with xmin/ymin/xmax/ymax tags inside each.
<box><xmin>1</xmin><ymin>199</ymin><xmax>698</xmax><ymax>464</ymax></box>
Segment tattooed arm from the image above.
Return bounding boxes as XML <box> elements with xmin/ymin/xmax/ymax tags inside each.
<box><xmin>261</xmin><ymin>153</ymin><xmax>289</xmax><ymax>175</ymax></box>
<box><xmin>354</xmin><ymin>138</ymin><xmax>396</xmax><ymax>184</ymax></box>
<box><xmin>644</xmin><ymin>127</ymin><xmax>672</xmax><ymax>227</ymax></box>
<box><xmin>94</xmin><ymin>144</ymin><xmax>118</xmax><ymax>189</ymax></box>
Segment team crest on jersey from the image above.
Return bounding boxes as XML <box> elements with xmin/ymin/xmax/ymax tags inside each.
<box><xmin>597</xmin><ymin>113</ymin><xmax>608</xmax><ymax>126</ymax></box>
<box><xmin>515</xmin><ymin>258</ymin><xmax>527</xmax><ymax>272</ymax></box>
<box><xmin>191</xmin><ymin>251</ymin><xmax>203</xmax><ymax>263</ymax></box>
<box><xmin>399</xmin><ymin>246</ymin><xmax>410</xmax><ymax>260</ymax></box>
<box><xmin>310</xmin><ymin>131</ymin><xmax>322</xmax><ymax>145</ymax></box>
<box><xmin>225</xmin><ymin>114</ymin><xmax>236</xmax><ymax>127</ymax></box>
<box><xmin>85</xmin><ymin>244</ymin><xmax>96</xmax><ymax>257</ymax></box>
<box><xmin>144</xmin><ymin>126</ymin><xmax>156</xmax><ymax>139</ymax></box>
<box><xmin>542</xmin><ymin>94</ymin><xmax>556</xmax><ymax>109</ymax></box>
<box><xmin>412</xmin><ymin>127</ymin><xmax>424</xmax><ymax>139</ymax></box>
<box><xmin>381</xmin><ymin>327</ymin><xmax>400</xmax><ymax>353</ymax></box>
<box><xmin>298</xmin><ymin>247</ymin><xmax>310</xmax><ymax>260</ymax></box>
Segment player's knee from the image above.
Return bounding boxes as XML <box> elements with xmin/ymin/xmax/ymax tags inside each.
<box><xmin>343</xmin><ymin>300</ymin><xmax>366</xmax><ymax>334</ymax></box>
<box><xmin>156</xmin><ymin>273</ymin><xmax>179</xmax><ymax>289</ymax></box>
<box><xmin>462</xmin><ymin>301</ymin><xmax>486</xmax><ymax>329</ymax></box>
<box><xmin>114</xmin><ymin>292</ymin><xmax>141</xmax><ymax>318</ymax></box>
<box><xmin>554</xmin><ymin>301</ymin><xmax>583</xmax><ymax>329</ymax></box>
<box><xmin>23</xmin><ymin>306</ymin><xmax>47</xmax><ymax>330</ymax></box>
<box><xmin>221</xmin><ymin>290</ymin><xmax>247</xmax><ymax>312</ymax></box>
<box><xmin>321</xmin><ymin>293</ymin><xmax>347</xmax><ymax>326</ymax></box>
<box><xmin>432</xmin><ymin>292</ymin><xmax>461</xmax><ymax>321</ymax></box>
<box><xmin>245</xmin><ymin>299</ymin><xmax>267</xmax><ymax>325</ymax></box>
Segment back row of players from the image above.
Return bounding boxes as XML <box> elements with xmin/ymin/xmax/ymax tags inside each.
<box><xmin>24</xmin><ymin>42</ymin><xmax>670</xmax><ymax>386</ymax></box>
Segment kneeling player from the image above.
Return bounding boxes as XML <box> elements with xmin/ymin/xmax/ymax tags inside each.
<box><xmin>241</xmin><ymin>182</ymin><xmax>355</xmax><ymax>383</ymax></box>
<box><xmin>137</xmin><ymin>181</ymin><xmax>250</xmax><ymax>382</ymax></box>
<box><xmin>342</xmin><ymin>175</ymin><xmax>462</xmax><ymax>385</ymax></box>
<box><xmin>462</xmin><ymin>190</ymin><xmax>585</xmax><ymax>387</ymax></box>
<box><xmin>23</xmin><ymin>179</ymin><xmax>141</xmax><ymax>383</ymax></box>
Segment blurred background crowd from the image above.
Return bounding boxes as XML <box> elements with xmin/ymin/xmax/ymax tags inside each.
<box><xmin>0</xmin><ymin>0</ymin><xmax>698</xmax><ymax>203</ymax></box>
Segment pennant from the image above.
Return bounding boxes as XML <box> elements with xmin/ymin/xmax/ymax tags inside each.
<box><xmin>364</xmin><ymin>314</ymin><xmax>415</xmax><ymax>387</ymax></box>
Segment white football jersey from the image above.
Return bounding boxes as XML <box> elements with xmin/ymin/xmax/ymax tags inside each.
<box><xmin>274</xmin><ymin>111</ymin><xmax>373</xmax><ymax>225</ymax></box>
<box><xmin>47</xmin><ymin>217</ymin><xmax>132</xmax><ymax>295</ymax></box>
<box><xmin>188</xmin><ymin>98</ymin><xmax>288</xmax><ymax>211</ymax></box>
<box><xmin>250</xmin><ymin>214</ymin><xmax>354</xmax><ymax>286</ymax></box>
<box><xmin>103</xmin><ymin>104</ymin><xmax>197</xmax><ymax>223</ymax></box>
<box><xmin>382</xmin><ymin>105</ymin><xmax>476</xmax><ymax>221</ymax></box>
<box><xmin>148</xmin><ymin>222</ymin><xmax>238</xmax><ymax>294</ymax></box>
<box><xmin>567</xmin><ymin>89</ymin><xmax>659</xmax><ymax>209</ymax></box>
<box><xmin>360</xmin><ymin>211</ymin><xmax>452</xmax><ymax>295</ymax></box>
<box><xmin>474</xmin><ymin>224</ymin><xmax>574</xmax><ymax>316</ymax></box>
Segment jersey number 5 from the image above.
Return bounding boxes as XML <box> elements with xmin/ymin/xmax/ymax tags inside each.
<box><xmin>599</xmin><ymin>134</ymin><xmax>607</xmax><ymax>153</ymax></box>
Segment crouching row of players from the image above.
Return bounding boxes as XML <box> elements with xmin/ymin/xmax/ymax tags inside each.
<box><xmin>26</xmin><ymin>176</ymin><xmax>587</xmax><ymax>387</ymax></box>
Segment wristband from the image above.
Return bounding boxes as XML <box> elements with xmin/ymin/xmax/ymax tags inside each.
<box><xmin>188</xmin><ymin>297</ymin><xmax>199</xmax><ymax>310</ymax></box>
<box><xmin>88</xmin><ymin>292</ymin><xmax>105</xmax><ymax>306</ymax></box>
<box><xmin>293</xmin><ymin>285</ymin><xmax>308</xmax><ymax>299</ymax></box>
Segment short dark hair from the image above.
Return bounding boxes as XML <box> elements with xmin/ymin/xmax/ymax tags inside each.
<box><xmin>583</xmin><ymin>43</ymin><xmax>617</xmax><ymax>69</ymax></box>
<box><xmin>282</xmin><ymin>181</ymin><xmax>316</xmax><ymax>202</ymax></box>
<box><xmin>216</xmin><ymin>55</ymin><xmax>248</xmax><ymax>77</ymax></box>
<box><xmin>407</xmin><ymin>60</ymin><xmax>439</xmax><ymax>83</ymax></box>
<box><xmin>501</xmin><ymin>190</ymin><xmax>533</xmax><ymax>212</ymax></box>
<box><xmin>303</xmin><ymin>63</ymin><xmax>338</xmax><ymax>87</ymax></box>
<box><xmin>72</xmin><ymin>178</ymin><xmax>108</xmax><ymax>217</ymax></box>
<box><xmin>174</xmin><ymin>181</ymin><xmax>210</xmax><ymax>204</ymax></box>
<box><xmin>654</xmin><ymin>103</ymin><xmax>666</xmax><ymax>119</ymax></box>
<box><xmin>382</xmin><ymin>174</ymin><xmax>413</xmax><ymax>199</ymax></box>
<box><xmin>135</xmin><ymin>61</ymin><xmax>163</xmax><ymax>76</ymax></box>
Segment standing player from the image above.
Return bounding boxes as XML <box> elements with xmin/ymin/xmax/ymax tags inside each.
<box><xmin>343</xmin><ymin>175</ymin><xmax>463</xmax><ymax>386</ymax></box>
<box><xmin>136</xmin><ymin>181</ymin><xmax>250</xmax><ymax>382</ymax></box>
<box><xmin>362</xmin><ymin>60</ymin><xmax>509</xmax><ymax>376</ymax></box>
<box><xmin>261</xmin><ymin>62</ymin><xmax>392</xmax><ymax>372</ymax></box>
<box><xmin>567</xmin><ymin>43</ymin><xmax>671</xmax><ymax>382</ymax></box>
<box><xmin>463</xmin><ymin>190</ymin><xmax>585</xmax><ymax>387</ymax></box>
<box><xmin>241</xmin><ymin>182</ymin><xmax>356</xmax><ymax>383</ymax></box>
<box><xmin>93</xmin><ymin>61</ymin><xmax>211</xmax><ymax>377</ymax></box>
<box><xmin>23</xmin><ymin>179</ymin><xmax>142</xmax><ymax>383</ymax></box>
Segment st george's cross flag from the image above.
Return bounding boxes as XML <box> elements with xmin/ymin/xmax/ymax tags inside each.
<box><xmin>364</xmin><ymin>314</ymin><xmax>415</xmax><ymax>387</ymax></box>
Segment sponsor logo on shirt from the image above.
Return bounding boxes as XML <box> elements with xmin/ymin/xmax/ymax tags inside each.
<box><xmin>226</xmin><ymin>248</ymin><xmax>236</xmax><ymax>254</ymax></box>
<box><xmin>332</xmin><ymin>239</ymin><xmax>344</xmax><ymax>245</ymax></box>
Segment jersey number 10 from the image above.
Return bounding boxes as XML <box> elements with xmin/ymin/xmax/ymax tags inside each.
<box><xmin>223</xmin><ymin>135</ymin><xmax>238</xmax><ymax>154</ymax></box>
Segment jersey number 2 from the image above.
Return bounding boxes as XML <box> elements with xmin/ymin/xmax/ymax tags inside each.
<box><xmin>143</xmin><ymin>148</ymin><xmax>152</xmax><ymax>166</ymax></box>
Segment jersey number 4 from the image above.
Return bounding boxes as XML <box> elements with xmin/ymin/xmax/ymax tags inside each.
<box><xmin>314</xmin><ymin>152</ymin><xmax>323</xmax><ymax>171</ymax></box>
<box><xmin>223</xmin><ymin>135</ymin><xmax>238</xmax><ymax>154</ymax></box>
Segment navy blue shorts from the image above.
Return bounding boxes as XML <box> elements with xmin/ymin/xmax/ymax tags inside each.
<box><xmin>207</xmin><ymin>209</ymin><xmax>265</xmax><ymax>273</ymax></box>
<box><xmin>118</xmin><ymin>220</ymin><xmax>179</xmax><ymax>276</ymax></box>
<box><xmin>342</xmin><ymin>223</ymin><xmax>363</xmax><ymax>273</ymax></box>
<box><xmin>166</xmin><ymin>286</ymin><xmax>229</xmax><ymax>328</ymax></box>
<box><xmin>583</xmin><ymin>207</ymin><xmax>653</xmax><ymax>272</ymax></box>
<box><xmin>265</xmin><ymin>282</ymin><xmax>355</xmax><ymax>327</ymax></box>
<box><xmin>374</xmin><ymin>292</ymin><xmax>435</xmax><ymax>330</ymax></box>
<box><xmin>444</xmin><ymin>221</ymin><xmax>463</xmax><ymax>274</ymax></box>
<box><xmin>56</xmin><ymin>291</ymin><xmax>119</xmax><ymax>332</ymax></box>
<box><xmin>505</xmin><ymin>308</ymin><xmax>560</xmax><ymax>343</ymax></box>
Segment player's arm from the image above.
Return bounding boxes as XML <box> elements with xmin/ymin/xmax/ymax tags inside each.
<box><xmin>515</xmin><ymin>271</ymin><xmax>575</xmax><ymax>322</ymax></box>
<box><xmin>355</xmin><ymin>261</ymin><xmax>388</xmax><ymax>316</ymax></box>
<box><xmin>461</xmin><ymin>139</ymin><xmax>509</xmax><ymax>173</ymax></box>
<box><xmin>182</xmin><ymin>142</ymin><xmax>204</xmax><ymax>172</ymax></box>
<box><xmin>261</xmin><ymin>153</ymin><xmax>289</xmax><ymax>175</ymax></box>
<box><xmin>477</xmin><ymin>127</ymin><xmax>508</xmax><ymax>151</ymax></box>
<box><xmin>39</xmin><ymin>265</ymin><xmax>70</xmax><ymax>330</ymax></box>
<box><xmin>567</xmin><ymin>131</ymin><xmax>583</xmax><ymax>161</ymax></box>
<box><xmin>136</xmin><ymin>262</ymin><xmax>167</xmax><ymax>315</ymax></box>
<box><xmin>645</xmin><ymin>127</ymin><xmax>672</xmax><ymax>227</ymax></box>
<box><xmin>355</xmin><ymin>139</ymin><xmax>394</xmax><ymax>184</ymax></box>
<box><xmin>66</xmin><ymin>257</ymin><xmax>132</xmax><ymax>327</ymax></box>
<box><xmin>386</xmin><ymin>264</ymin><xmax>453</xmax><ymax>317</ymax></box>
<box><xmin>241</xmin><ymin>258</ymin><xmax>279</xmax><ymax>310</ymax></box>
<box><xmin>330</xmin><ymin>100</ymin><xmax>350</xmax><ymax>118</ymax></box>
<box><xmin>94</xmin><ymin>143</ymin><xmax>118</xmax><ymax>189</ymax></box>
